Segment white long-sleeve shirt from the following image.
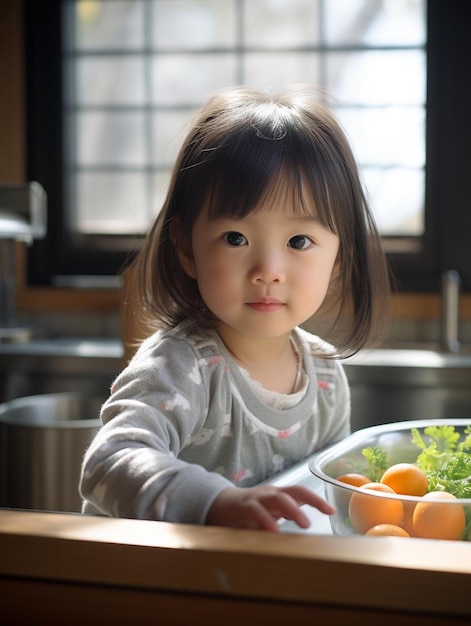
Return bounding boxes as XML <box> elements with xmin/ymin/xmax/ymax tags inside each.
<box><xmin>79</xmin><ymin>320</ymin><xmax>350</xmax><ymax>524</ymax></box>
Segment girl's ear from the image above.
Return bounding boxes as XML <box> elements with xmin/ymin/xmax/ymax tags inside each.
<box><xmin>177</xmin><ymin>239</ymin><xmax>197</xmax><ymax>279</ymax></box>
<box><xmin>170</xmin><ymin>217</ymin><xmax>197</xmax><ymax>278</ymax></box>
<box><xmin>330</xmin><ymin>250</ymin><xmax>341</xmax><ymax>282</ymax></box>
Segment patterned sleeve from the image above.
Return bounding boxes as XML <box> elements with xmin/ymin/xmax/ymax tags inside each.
<box><xmin>79</xmin><ymin>335</ymin><xmax>232</xmax><ymax>524</ymax></box>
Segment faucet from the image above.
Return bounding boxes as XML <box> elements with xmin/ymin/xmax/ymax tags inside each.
<box><xmin>0</xmin><ymin>182</ymin><xmax>47</xmax><ymax>342</ymax></box>
<box><xmin>441</xmin><ymin>269</ymin><xmax>460</xmax><ymax>353</ymax></box>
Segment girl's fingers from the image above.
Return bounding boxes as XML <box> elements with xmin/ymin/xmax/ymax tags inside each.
<box><xmin>254</xmin><ymin>488</ymin><xmax>321</xmax><ymax>529</ymax></box>
<box><xmin>264</xmin><ymin>491</ymin><xmax>312</xmax><ymax>528</ymax></box>
<box><xmin>206</xmin><ymin>484</ymin><xmax>335</xmax><ymax>531</ymax></box>
<box><xmin>281</xmin><ymin>485</ymin><xmax>336</xmax><ymax>515</ymax></box>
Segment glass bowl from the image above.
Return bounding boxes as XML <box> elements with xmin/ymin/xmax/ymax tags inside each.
<box><xmin>309</xmin><ymin>418</ymin><xmax>471</xmax><ymax>540</ymax></box>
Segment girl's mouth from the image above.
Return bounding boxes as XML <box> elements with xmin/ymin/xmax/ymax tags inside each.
<box><xmin>246</xmin><ymin>299</ymin><xmax>284</xmax><ymax>313</ymax></box>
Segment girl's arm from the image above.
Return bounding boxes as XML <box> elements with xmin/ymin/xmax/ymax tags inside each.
<box><xmin>79</xmin><ymin>339</ymin><xmax>233</xmax><ymax>524</ymax></box>
<box><xmin>80</xmin><ymin>390</ymin><xmax>334</xmax><ymax>529</ymax></box>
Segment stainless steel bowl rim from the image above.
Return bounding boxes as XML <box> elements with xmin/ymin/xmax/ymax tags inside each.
<box><xmin>309</xmin><ymin>418</ymin><xmax>471</xmax><ymax>504</ymax></box>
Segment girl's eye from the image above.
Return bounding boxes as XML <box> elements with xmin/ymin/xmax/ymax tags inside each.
<box><xmin>222</xmin><ymin>231</ymin><xmax>247</xmax><ymax>246</ymax></box>
<box><xmin>288</xmin><ymin>235</ymin><xmax>314</xmax><ymax>250</ymax></box>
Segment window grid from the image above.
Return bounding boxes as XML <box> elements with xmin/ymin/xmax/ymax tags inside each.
<box><xmin>61</xmin><ymin>0</ymin><xmax>426</xmax><ymax>241</ymax></box>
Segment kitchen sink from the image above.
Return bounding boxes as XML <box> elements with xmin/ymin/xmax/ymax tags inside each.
<box><xmin>343</xmin><ymin>348</ymin><xmax>471</xmax><ymax>431</ymax></box>
<box><xmin>0</xmin><ymin>338</ymin><xmax>123</xmax><ymax>403</ymax></box>
<box><xmin>0</xmin><ymin>392</ymin><xmax>101</xmax><ymax>512</ymax></box>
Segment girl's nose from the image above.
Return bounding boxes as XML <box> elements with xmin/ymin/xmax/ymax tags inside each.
<box><xmin>248</xmin><ymin>250</ymin><xmax>286</xmax><ymax>284</ymax></box>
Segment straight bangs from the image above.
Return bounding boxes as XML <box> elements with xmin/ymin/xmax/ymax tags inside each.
<box><xmin>199</xmin><ymin>124</ymin><xmax>342</xmax><ymax>235</ymax></box>
<box><xmin>202</xmin><ymin>126</ymin><xmax>294</xmax><ymax>222</ymax></box>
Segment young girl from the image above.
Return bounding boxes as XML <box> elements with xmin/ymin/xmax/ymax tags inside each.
<box><xmin>80</xmin><ymin>85</ymin><xmax>390</xmax><ymax>532</ymax></box>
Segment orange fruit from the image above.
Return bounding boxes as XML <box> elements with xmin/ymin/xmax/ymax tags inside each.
<box><xmin>380</xmin><ymin>463</ymin><xmax>428</xmax><ymax>496</ymax></box>
<box><xmin>365</xmin><ymin>524</ymin><xmax>410</xmax><ymax>537</ymax></box>
<box><xmin>401</xmin><ymin>500</ymin><xmax>418</xmax><ymax>536</ymax></box>
<box><xmin>336</xmin><ymin>473</ymin><xmax>371</xmax><ymax>488</ymax></box>
<box><xmin>335</xmin><ymin>474</ymin><xmax>372</xmax><ymax>519</ymax></box>
<box><xmin>412</xmin><ymin>491</ymin><xmax>466</xmax><ymax>540</ymax></box>
<box><xmin>348</xmin><ymin>482</ymin><xmax>404</xmax><ymax>534</ymax></box>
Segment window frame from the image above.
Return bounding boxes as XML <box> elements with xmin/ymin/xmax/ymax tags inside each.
<box><xmin>23</xmin><ymin>0</ymin><xmax>471</xmax><ymax>293</ymax></box>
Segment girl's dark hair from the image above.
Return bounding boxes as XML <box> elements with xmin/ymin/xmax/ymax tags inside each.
<box><xmin>125</xmin><ymin>84</ymin><xmax>390</xmax><ymax>358</ymax></box>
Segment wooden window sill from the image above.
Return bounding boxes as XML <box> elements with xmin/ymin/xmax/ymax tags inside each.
<box><xmin>13</xmin><ymin>243</ymin><xmax>471</xmax><ymax>318</ymax></box>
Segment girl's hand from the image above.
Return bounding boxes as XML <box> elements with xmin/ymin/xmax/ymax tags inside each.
<box><xmin>205</xmin><ymin>485</ymin><xmax>335</xmax><ymax>532</ymax></box>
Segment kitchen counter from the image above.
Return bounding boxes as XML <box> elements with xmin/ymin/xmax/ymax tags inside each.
<box><xmin>0</xmin><ymin>337</ymin><xmax>123</xmax><ymax>358</ymax></box>
<box><xmin>1</xmin><ymin>507</ymin><xmax>471</xmax><ymax>625</ymax></box>
<box><xmin>2</xmin><ymin>454</ymin><xmax>471</xmax><ymax>625</ymax></box>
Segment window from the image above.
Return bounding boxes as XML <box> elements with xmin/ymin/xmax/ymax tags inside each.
<box><xmin>24</xmin><ymin>0</ymin><xmax>471</xmax><ymax>292</ymax></box>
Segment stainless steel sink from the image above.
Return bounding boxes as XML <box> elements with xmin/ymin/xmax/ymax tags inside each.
<box><xmin>0</xmin><ymin>338</ymin><xmax>123</xmax><ymax>402</ymax></box>
<box><xmin>343</xmin><ymin>348</ymin><xmax>471</xmax><ymax>430</ymax></box>
<box><xmin>0</xmin><ymin>392</ymin><xmax>101</xmax><ymax>512</ymax></box>
<box><xmin>0</xmin><ymin>340</ymin><xmax>123</xmax><ymax>512</ymax></box>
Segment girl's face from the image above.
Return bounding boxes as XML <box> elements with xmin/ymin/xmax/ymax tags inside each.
<box><xmin>179</xmin><ymin>191</ymin><xmax>340</xmax><ymax>347</ymax></box>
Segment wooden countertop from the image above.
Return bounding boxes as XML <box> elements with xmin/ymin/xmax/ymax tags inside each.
<box><xmin>1</xmin><ymin>508</ymin><xmax>470</xmax><ymax>625</ymax></box>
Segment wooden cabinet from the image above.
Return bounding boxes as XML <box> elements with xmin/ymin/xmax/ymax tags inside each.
<box><xmin>1</xmin><ymin>509</ymin><xmax>470</xmax><ymax>625</ymax></box>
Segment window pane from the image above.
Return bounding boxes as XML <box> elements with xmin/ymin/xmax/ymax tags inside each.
<box><xmin>325</xmin><ymin>0</ymin><xmax>426</xmax><ymax>46</ymax></box>
<box><xmin>363</xmin><ymin>167</ymin><xmax>425</xmax><ymax>236</ymax></box>
<box><xmin>326</xmin><ymin>50</ymin><xmax>426</xmax><ymax>105</ymax></box>
<box><xmin>60</xmin><ymin>0</ymin><xmax>428</xmax><ymax>250</ymax></box>
<box><xmin>243</xmin><ymin>52</ymin><xmax>320</xmax><ymax>89</ymax></box>
<box><xmin>74</xmin><ymin>111</ymin><xmax>147</xmax><ymax>167</ymax></box>
<box><xmin>69</xmin><ymin>0</ymin><xmax>145</xmax><ymax>51</ymax></box>
<box><xmin>71</xmin><ymin>57</ymin><xmax>146</xmax><ymax>106</ymax></box>
<box><xmin>153</xmin><ymin>171</ymin><xmax>172</xmax><ymax>215</ymax></box>
<box><xmin>152</xmin><ymin>54</ymin><xmax>238</xmax><ymax>105</ymax></box>
<box><xmin>152</xmin><ymin>0</ymin><xmax>237</xmax><ymax>49</ymax></box>
<box><xmin>73</xmin><ymin>172</ymin><xmax>150</xmax><ymax>234</ymax></box>
<box><xmin>243</xmin><ymin>0</ymin><xmax>320</xmax><ymax>47</ymax></box>
<box><xmin>153</xmin><ymin>110</ymin><xmax>198</xmax><ymax>167</ymax></box>
<box><xmin>337</xmin><ymin>106</ymin><xmax>425</xmax><ymax>167</ymax></box>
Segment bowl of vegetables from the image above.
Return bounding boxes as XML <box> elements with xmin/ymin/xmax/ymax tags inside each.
<box><xmin>309</xmin><ymin>419</ymin><xmax>471</xmax><ymax>540</ymax></box>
